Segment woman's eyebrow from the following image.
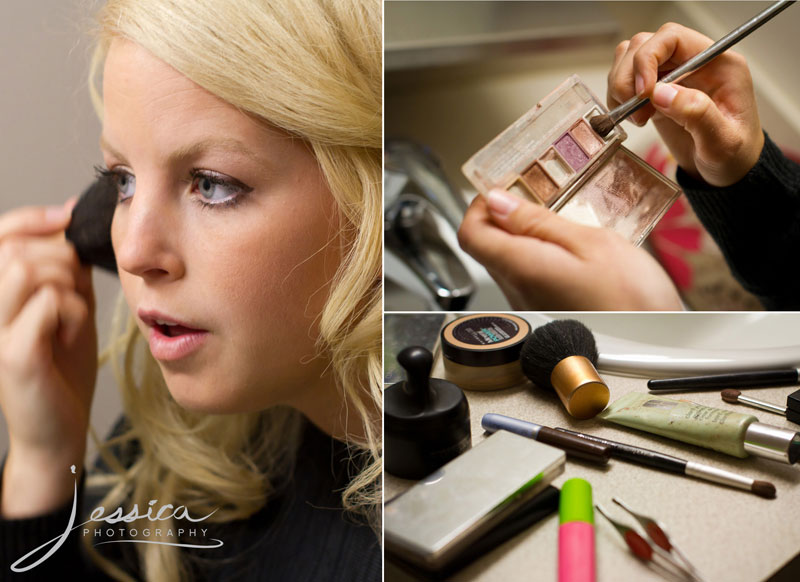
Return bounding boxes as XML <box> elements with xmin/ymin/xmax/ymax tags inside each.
<box><xmin>99</xmin><ymin>135</ymin><xmax>266</xmax><ymax>166</ymax></box>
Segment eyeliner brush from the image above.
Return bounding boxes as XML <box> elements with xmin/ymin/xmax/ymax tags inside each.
<box><xmin>647</xmin><ymin>368</ymin><xmax>800</xmax><ymax>393</ymax></box>
<box><xmin>554</xmin><ymin>428</ymin><xmax>776</xmax><ymax>499</ymax></box>
<box><xmin>590</xmin><ymin>0</ymin><xmax>796</xmax><ymax>137</ymax></box>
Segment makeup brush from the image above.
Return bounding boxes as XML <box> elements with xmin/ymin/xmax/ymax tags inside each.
<box><xmin>554</xmin><ymin>428</ymin><xmax>776</xmax><ymax>499</ymax></box>
<box><xmin>648</xmin><ymin>368</ymin><xmax>800</xmax><ymax>392</ymax></box>
<box><xmin>65</xmin><ymin>175</ymin><xmax>118</xmax><ymax>273</ymax></box>
<box><xmin>590</xmin><ymin>0</ymin><xmax>796</xmax><ymax>137</ymax></box>
<box><xmin>721</xmin><ymin>389</ymin><xmax>800</xmax><ymax>425</ymax></box>
<box><xmin>520</xmin><ymin>319</ymin><xmax>610</xmax><ymax>419</ymax></box>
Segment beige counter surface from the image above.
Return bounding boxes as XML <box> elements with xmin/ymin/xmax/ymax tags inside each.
<box><xmin>385</xmin><ymin>365</ymin><xmax>800</xmax><ymax>582</ymax></box>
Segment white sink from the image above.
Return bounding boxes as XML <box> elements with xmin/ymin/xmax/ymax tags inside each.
<box><xmin>524</xmin><ymin>312</ymin><xmax>800</xmax><ymax>377</ymax></box>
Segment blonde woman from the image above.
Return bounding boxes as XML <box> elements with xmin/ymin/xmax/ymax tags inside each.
<box><xmin>0</xmin><ymin>0</ymin><xmax>381</xmax><ymax>580</ymax></box>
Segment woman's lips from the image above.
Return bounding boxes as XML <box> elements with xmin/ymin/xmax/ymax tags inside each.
<box><xmin>147</xmin><ymin>326</ymin><xmax>208</xmax><ymax>361</ymax></box>
<box><xmin>138</xmin><ymin>310</ymin><xmax>209</xmax><ymax>362</ymax></box>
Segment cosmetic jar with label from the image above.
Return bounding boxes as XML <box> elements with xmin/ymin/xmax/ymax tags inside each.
<box><xmin>440</xmin><ymin>313</ymin><xmax>531</xmax><ymax>391</ymax></box>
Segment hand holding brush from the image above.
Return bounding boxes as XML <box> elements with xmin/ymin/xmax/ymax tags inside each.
<box><xmin>601</xmin><ymin>1</ymin><xmax>795</xmax><ymax>188</ymax></box>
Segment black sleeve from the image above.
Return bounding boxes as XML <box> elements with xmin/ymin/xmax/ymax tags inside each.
<box><xmin>0</xmin><ymin>467</ymin><xmax>109</xmax><ymax>581</ymax></box>
<box><xmin>677</xmin><ymin>132</ymin><xmax>800</xmax><ymax>310</ymax></box>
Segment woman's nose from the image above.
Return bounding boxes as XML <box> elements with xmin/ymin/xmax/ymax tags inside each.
<box><xmin>112</xmin><ymin>187</ymin><xmax>185</xmax><ymax>281</ymax></box>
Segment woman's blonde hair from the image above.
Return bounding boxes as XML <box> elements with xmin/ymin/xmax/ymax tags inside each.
<box><xmin>85</xmin><ymin>1</ymin><xmax>382</xmax><ymax>580</ymax></box>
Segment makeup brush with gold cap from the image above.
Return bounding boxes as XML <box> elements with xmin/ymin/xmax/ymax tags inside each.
<box><xmin>521</xmin><ymin>320</ymin><xmax>610</xmax><ymax>419</ymax></box>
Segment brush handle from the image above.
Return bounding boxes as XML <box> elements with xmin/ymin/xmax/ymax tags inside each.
<box><xmin>607</xmin><ymin>0</ymin><xmax>796</xmax><ymax>125</ymax></box>
<box><xmin>648</xmin><ymin>368</ymin><xmax>800</xmax><ymax>392</ymax></box>
<box><xmin>554</xmin><ymin>428</ymin><xmax>687</xmax><ymax>473</ymax></box>
<box><xmin>732</xmin><ymin>393</ymin><xmax>787</xmax><ymax>415</ymax></box>
<box><xmin>482</xmin><ymin>414</ymin><xmax>611</xmax><ymax>464</ymax></box>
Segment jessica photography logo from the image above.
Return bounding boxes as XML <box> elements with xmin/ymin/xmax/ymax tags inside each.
<box><xmin>11</xmin><ymin>466</ymin><xmax>223</xmax><ymax>573</ymax></box>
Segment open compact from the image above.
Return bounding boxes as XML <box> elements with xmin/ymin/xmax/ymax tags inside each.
<box><xmin>462</xmin><ymin>75</ymin><xmax>681</xmax><ymax>246</ymax></box>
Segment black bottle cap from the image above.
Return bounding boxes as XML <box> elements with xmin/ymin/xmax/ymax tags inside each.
<box><xmin>385</xmin><ymin>346</ymin><xmax>471</xmax><ymax>479</ymax></box>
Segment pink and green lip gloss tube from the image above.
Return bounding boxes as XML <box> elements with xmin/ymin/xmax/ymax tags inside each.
<box><xmin>559</xmin><ymin>478</ymin><xmax>595</xmax><ymax>582</ymax></box>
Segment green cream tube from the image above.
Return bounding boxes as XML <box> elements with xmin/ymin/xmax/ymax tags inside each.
<box><xmin>598</xmin><ymin>393</ymin><xmax>800</xmax><ymax>464</ymax></box>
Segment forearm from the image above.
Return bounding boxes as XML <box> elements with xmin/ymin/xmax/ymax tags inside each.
<box><xmin>678</xmin><ymin>133</ymin><xmax>800</xmax><ymax>309</ymax></box>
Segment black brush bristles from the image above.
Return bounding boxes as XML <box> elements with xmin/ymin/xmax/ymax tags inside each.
<box><xmin>589</xmin><ymin>114</ymin><xmax>615</xmax><ymax>138</ymax></box>
<box><xmin>520</xmin><ymin>319</ymin><xmax>599</xmax><ymax>390</ymax></box>
<box><xmin>65</xmin><ymin>175</ymin><xmax>118</xmax><ymax>273</ymax></box>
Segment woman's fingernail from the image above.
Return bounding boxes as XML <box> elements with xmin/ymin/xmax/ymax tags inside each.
<box><xmin>487</xmin><ymin>189</ymin><xmax>519</xmax><ymax>218</ymax></box>
<box><xmin>652</xmin><ymin>82</ymin><xmax>678</xmax><ymax>108</ymax></box>
<box><xmin>635</xmin><ymin>74</ymin><xmax>645</xmax><ymax>97</ymax></box>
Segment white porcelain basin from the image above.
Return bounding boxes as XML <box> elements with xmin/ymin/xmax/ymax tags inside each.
<box><xmin>524</xmin><ymin>312</ymin><xmax>800</xmax><ymax>377</ymax></box>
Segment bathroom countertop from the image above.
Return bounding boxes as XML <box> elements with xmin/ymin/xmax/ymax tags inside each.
<box><xmin>385</xmin><ymin>366</ymin><xmax>800</xmax><ymax>582</ymax></box>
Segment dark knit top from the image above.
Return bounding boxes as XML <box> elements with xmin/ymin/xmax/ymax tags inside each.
<box><xmin>677</xmin><ymin>133</ymin><xmax>800</xmax><ymax>310</ymax></box>
<box><xmin>0</xmin><ymin>419</ymin><xmax>381</xmax><ymax>581</ymax></box>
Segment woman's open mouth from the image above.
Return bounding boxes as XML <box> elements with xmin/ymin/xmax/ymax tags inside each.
<box><xmin>139</xmin><ymin>310</ymin><xmax>209</xmax><ymax>362</ymax></box>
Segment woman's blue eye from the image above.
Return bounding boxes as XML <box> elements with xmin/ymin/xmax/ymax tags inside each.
<box><xmin>190</xmin><ymin>170</ymin><xmax>249</xmax><ymax>206</ymax></box>
<box><xmin>94</xmin><ymin>166</ymin><xmax>135</xmax><ymax>202</ymax></box>
<box><xmin>115</xmin><ymin>171</ymin><xmax>136</xmax><ymax>200</ymax></box>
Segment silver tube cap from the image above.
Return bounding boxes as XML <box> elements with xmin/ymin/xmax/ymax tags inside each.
<box><xmin>744</xmin><ymin>422</ymin><xmax>800</xmax><ymax>464</ymax></box>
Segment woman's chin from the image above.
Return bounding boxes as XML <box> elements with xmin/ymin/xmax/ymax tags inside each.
<box><xmin>164</xmin><ymin>378</ymin><xmax>250</xmax><ymax>415</ymax></box>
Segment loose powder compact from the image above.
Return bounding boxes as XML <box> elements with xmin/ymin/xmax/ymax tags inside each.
<box><xmin>462</xmin><ymin>75</ymin><xmax>681</xmax><ymax>246</ymax></box>
<box><xmin>440</xmin><ymin>313</ymin><xmax>531</xmax><ymax>391</ymax></box>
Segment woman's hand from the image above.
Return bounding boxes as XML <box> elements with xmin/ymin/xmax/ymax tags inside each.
<box><xmin>0</xmin><ymin>202</ymin><xmax>98</xmax><ymax>517</ymax></box>
<box><xmin>608</xmin><ymin>22</ymin><xmax>764</xmax><ymax>187</ymax></box>
<box><xmin>458</xmin><ymin>190</ymin><xmax>683</xmax><ymax>311</ymax></box>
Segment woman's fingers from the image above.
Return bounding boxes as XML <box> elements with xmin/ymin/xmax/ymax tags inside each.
<box><xmin>0</xmin><ymin>246</ymin><xmax>81</xmax><ymax>327</ymax></box>
<box><xmin>458</xmin><ymin>192</ymin><xmax>583</xmax><ymax>290</ymax></box>
<box><xmin>483</xmin><ymin>189</ymin><xmax>608</xmax><ymax>255</ymax></box>
<box><xmin>608</xmin><ymin>31</ymin><xmax>656</xmax><ymax>126</ymax></box>
<box><xmin>0</xmin><ymin>203</ymin><xmax>72</xmax><ymax>242</ymax></box>
<box><xmin>631</xmin><ymin>23</ymin><xmax>715</xmax><ymax>93</ymax></box>
<box><xmin>608</xmin><ymin>24</ymin><xmax>720</xmax><ymax>128</ymax></box>
<box><xmin>3</xmin><ymin>285</ymin><xmax>88</xmax><ymax>372</ymax></box>
<box><xmin>650</xmin><ymin>80</ymin><xmax>764</xmax><ymax>186</ymax></box>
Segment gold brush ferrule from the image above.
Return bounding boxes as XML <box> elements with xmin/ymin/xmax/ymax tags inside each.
<box><xmin>550</xmin><ymin>355</ymin><xmax>610</xmax><ymax>419</ymax></box>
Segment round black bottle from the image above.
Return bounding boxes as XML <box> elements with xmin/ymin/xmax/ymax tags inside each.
<box><xmin>385</xmin><ymin>346</ymin><xmax>471</xmax><ymax>479</ymax></box>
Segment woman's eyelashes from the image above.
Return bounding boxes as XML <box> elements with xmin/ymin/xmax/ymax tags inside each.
<box><xmin>93</xmin><ymin>166</ymin><xmax>253</xmax><ymax>209</ymax></box>
<box><xmin>189</xmin><ymin>169</ymin><xmax>253</xmax><ymax>209</ymax></box>
<box><xmin>95</xmin><ymin>165</ymin><xmax>136</xmax><ymax>202</ymax></box>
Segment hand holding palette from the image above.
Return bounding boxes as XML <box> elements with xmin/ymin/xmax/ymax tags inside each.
<box><xmin>462</xmin><ymin>75</ymin><xmax>681</xmax><ymax>246</ymax></box>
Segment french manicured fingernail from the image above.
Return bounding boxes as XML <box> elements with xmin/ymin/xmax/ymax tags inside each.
<box><xmin>634</xmin><ymin>74</ymin><xmax>645</xmax><ymax>97</ymax></box>
<box><xmin>652</xmin><ymin>82</ymin><xmax>678</xmax><ymax>108</ymax></box>
<box><xmin>45</xmin><ymin>205</ymin><xmax>68</xmax><ymax>222</ymax></box>
<box><xmin>487</xmin><ymin>189</ymin><xmax>519</xmax><ymax>218</ymax></box>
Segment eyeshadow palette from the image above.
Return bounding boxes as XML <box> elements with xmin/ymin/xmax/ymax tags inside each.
<box><xmin>462</xmin><ymin>75</ymin><xmax>681</xmax><ymax>246</ymax></box>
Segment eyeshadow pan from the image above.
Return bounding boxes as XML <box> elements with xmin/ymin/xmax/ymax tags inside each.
<box><xmin>508</xmin><ymin>180</ymin><xmax>536</xmax><ymax>202</ymax></box>
<box><xmin>520</xmin><ymin>163</ymin><xmax>558</xmax><ymax>204</ymax></box>
<box><xmin>539</xmin><ymin>149</ymin><xmax>572</xmax><ymax>186</ymax></box>
<box><xmin>571</xmin><ymin>120</ymin><xmax>603</xmax><ymax>156</ymax></box>
<box><xmin>554</xmin><ymin>133</ymin><xmax>589</xmax><ymax>170</ymax></box>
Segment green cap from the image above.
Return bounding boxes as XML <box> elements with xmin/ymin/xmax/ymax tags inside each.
<box><xmin>559</xmin><ymin>478</ymin><xmax>593</xmax><ymax>524</ymax></box>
